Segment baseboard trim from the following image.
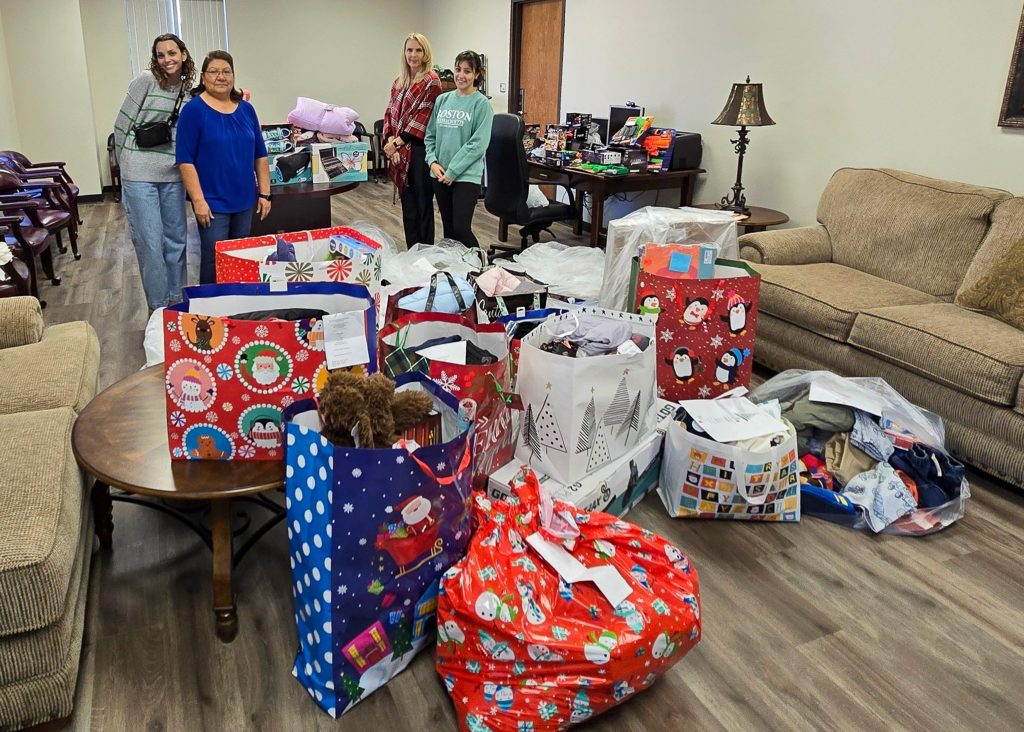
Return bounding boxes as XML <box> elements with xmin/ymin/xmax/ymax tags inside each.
<box><xmin>79</xmin><ymin>193</ymin><xmax>105</xmax><ymax>203</ymax></box>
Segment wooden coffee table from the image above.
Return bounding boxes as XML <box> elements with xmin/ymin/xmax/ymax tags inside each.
<box><xmin>71</xmin><ymin>365</ymin><xmax>285</xmax><ymax>642</ymax></box>
<box><xmin>693</xmin><ymin>203</ymin><xmax>790</xmax><ymax>233</ymax></box>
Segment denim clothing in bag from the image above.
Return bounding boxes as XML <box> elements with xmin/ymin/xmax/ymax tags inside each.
<box><xmin>121</xmin><ymin>180</ymin><xmax>187</xmax><ymax>308</ymax></box>
<box><xmin>197</xmin><ymin>207</ymin><xmax>254</xmax><ymax>284</ymax></box>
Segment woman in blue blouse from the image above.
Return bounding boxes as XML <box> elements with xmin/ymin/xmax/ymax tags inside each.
<box><xmin>176</xmin><ymin>50</ymin><xmax>271</xmax><ymax>284</ymax></box>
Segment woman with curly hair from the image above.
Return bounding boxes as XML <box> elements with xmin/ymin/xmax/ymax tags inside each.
<box><xmin>114</xmin><ymin>33</ymin><xmax>196</xmax><ymax>311</ymax></box>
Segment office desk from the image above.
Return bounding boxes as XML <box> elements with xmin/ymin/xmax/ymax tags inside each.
<box><xmin>516</xmin><ymin>162</ymin><xmax>706</xmax><ymax>247</ymax></box>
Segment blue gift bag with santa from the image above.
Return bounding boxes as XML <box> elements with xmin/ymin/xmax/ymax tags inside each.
<box><xmin>630</xmin><ymin>259</ymin><xmax>760</xmax><ymax>401</ymax></box>
<box><xmin>282</xmin><ymin>372</ymin><xmax>474</xmax><ymax>717</ymax></box>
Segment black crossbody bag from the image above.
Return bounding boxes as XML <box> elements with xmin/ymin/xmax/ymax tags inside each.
<box><xmin>133</xmin><ymin>82</ymin><xmax>186</xmax><ymax>149</ymax></box>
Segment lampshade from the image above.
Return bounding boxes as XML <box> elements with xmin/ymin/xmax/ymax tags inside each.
<box><xmin>712</xmin><ymin>76</ymin><xmax>775</xmax><ymax>127</ymax></box>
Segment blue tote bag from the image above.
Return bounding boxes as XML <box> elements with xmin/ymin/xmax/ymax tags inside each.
<box><xmin>283</xmin><ymin>372</ymin><xmax>474</xmax><ymax>717</ymax></box>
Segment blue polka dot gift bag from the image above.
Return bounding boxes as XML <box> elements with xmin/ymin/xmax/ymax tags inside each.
<box><xmin>282</xmin><ymin>372</ymin><xmax>475</xmax><ymax>717</ymax></box>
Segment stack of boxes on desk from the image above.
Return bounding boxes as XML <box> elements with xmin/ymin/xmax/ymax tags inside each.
<box><xmin>263</xmin><ymin>123</ymin><xmax>369</xmax><ymax>187</ymax></box>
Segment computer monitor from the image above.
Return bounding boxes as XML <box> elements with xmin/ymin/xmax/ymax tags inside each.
<box><xmin>609</xmin><ymin>104</ymin><xmax>644</xmax><ymax>141</ymax></box>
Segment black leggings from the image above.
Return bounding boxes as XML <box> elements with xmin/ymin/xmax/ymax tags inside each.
<box><xmin>432</xmin><ymin>179</ymin><xmax>481</xmax><ymax>248</ymax></box>
<box><xmin>400</xmin><ymin>144</ymin><xmax>434</xmax><ymax>248</ymax></box>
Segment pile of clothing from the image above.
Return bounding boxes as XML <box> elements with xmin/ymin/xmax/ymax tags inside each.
<box><xmin>540</xmin><ymin>314</ymin><xmax>651</xmax><ymax>358</ymax></box>
<box><xmin>752</xmin><ymin>371</ymin><xmax>969</xmax><ymax>535</ymax></box>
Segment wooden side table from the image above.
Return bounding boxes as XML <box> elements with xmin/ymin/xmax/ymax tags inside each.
<box><xmin>693</xmin><ymin>203</ymin><xmax>789</xmax><ymax>233</ymax></box>
<box><xmin>71</xmin><ymin>366</ymin><xmax>285</xmax><ymax>642</ymax></box>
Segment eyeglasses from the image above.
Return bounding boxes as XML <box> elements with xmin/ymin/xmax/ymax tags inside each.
<box><xmin>204</xmin><ymin>69</ymin><xmax>233</xmax><ymax>78</ymax></box>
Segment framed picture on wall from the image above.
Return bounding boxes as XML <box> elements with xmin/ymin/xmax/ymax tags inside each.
<box><xmin>998</xmin><ymin>6</ymin><xmax>1024</xmax><ymax>127</ymax></box>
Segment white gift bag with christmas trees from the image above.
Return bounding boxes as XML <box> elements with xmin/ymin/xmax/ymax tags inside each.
<box><xmin>515</xmin><ymin>307</ymin><xmax>658</xmax><ymax>484</ymax></box>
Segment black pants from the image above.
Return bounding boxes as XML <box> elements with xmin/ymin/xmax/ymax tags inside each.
<box><xmin>400</xmin><ymin>144</ymin><xmax>435</xmax><ymax>247</ymax></box>
<box><xmin>432</xmin><ymin>179</ymin><xmax>481</xmax><ymax>248</ymax></box>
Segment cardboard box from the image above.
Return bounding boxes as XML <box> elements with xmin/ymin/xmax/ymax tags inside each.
<box><xmin>641</xmin><ymin>243</ymin><xmax>717</xmax><ymax>280</ymax></box>
<box><xmin>488</xmin><ymin>399</ymin><xmax>677</xmax><ymax>516</ymax></box>
<box><xmin>312</xmin><ymin>142</ymin><xmax>369</xmax><ymax>183</ymax></box>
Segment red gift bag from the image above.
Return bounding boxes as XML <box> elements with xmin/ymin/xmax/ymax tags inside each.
<box><xmin>436</xmin><ymin>470</ymin><xmax>701</xmax><ymax>731</ymax></box>
<box><xmin>379</xmin><ymin>313</ymin><xmax>514</xmax><ymax>483</ymax></box>
<box><xmin>632</xmin><ymin>259</ymin><xmax>761</xmax><ymax>401</ymax></box>
<box><xmin>384</xmin><ymin>272</ymin><xmax>478</xmax><ymax>324</ymax></box>
<box><xmin>163</xmin><ymin>282</ymin><xmax>376</xmax><ymax>461</ymax></box>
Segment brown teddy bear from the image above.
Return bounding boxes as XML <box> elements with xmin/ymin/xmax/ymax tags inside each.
<box><xmin>317</xmin><ymin>371</ymin><xmax>435</xmax><ymax>448</ymax></box>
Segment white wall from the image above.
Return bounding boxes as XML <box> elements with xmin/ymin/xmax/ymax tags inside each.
<box><xmin>559</xmin><ymin>0</ymin><xmax>1024</xmax><ymax>226</ymax></box>
<box><xmin>1</xmin><ymin>0</ymin><xmax>102</xmax><ymax>195</ymax></box>
<box><xmin>226</xmin><ymin>0</ymin><xmax>424</xmax><ymax>129</ymax></box>
<box><xmin>81</xmin><ymin>0</ymin><xmax>133</xmax><ymax>188</ymax></box>
<box><xmin>422</xmin><ymin>0</ymin><xmax>510</xmax><ymax>113</ymax></box>
<box><xmin>0</xmin><ymin>9</ymin><xmax>21</xmax><ymax>150</ymax></box>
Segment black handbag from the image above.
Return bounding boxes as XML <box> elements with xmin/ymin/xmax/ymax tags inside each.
<box><xmin>133</xmin><ymin>82</ymin><xmax>186</xmax><ymax>149</ymax></box>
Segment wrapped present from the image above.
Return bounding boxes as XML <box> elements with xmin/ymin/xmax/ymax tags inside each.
<box><xmin>436</xmin><ymin>470</ymin><xmax>701</xmax><ymax>730</ymax></box>
<box><xmin>489</xmin><ymin>399</ymin><xmax>677</xmax><ymax>516</ymax></box>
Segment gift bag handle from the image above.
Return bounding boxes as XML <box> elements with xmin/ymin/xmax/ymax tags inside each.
<box><xmin>733</xmin><ymin>459</ymin><xmax>778</xmax><ymax>506</ymax></box>
<box><xmin>425</xmin><ymin>272</ymin><xmax>467</xmax><ymax>312</ymax></box>
<box><xmin>400</xmin><ymin>439</ymin><xmax>473</xmax><ymax>485</ymax></box>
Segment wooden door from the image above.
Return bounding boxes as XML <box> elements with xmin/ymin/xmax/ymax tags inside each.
<box><xmin>511</xmin><ymin>0</ymin><xmax>564</xmax><ymax>129</ymax></box>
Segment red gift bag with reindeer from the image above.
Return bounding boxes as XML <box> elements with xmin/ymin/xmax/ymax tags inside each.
<box><xmin>630</xmin><ymin>258</ymin><xmax>760</xmax><ymax>401</ymax></box>
<box><xmin>435</xmin><ymin>470</ymin><xmax>701</xmax><ymax>731</ymax></box>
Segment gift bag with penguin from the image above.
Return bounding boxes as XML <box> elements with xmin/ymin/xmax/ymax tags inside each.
<box><xmin>163</xmin><ymin>282</ymin><xmax>376</xmax><ymax>460</ymax></box>
<box><xmin>283</xmin><ymin>372</ymin><xmax>475</xmax><ymax>717</ymax></box>
<box><xmin>628</xmin><ymin>258</ymin><xmax>760</xmax><ymax>402</ymax></box>
<box><xmin>436</xmin><ymin>470</ymin><xmax>701</xmax><ymax>731</ymax></box>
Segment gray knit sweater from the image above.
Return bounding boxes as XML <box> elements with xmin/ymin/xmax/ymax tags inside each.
<box><xmin>113</xmin><ymin>71</ymin><xmax>188</xmax><ymax>183</ymax></box>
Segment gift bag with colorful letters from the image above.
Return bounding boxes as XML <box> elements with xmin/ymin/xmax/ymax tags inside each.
<box><xmin>436</xmin><ymin>470</ymin><xmax>701</xmax><ymax>731</ymax></box>
<box><xmin>283</xmin><ymin>373</ymin><xmax>475</xmax><ymax>717</ymax></box>
<box><xmin>658</xmin><ymin>414</ymin><xmax>800</xmax><ymax>521</ymax></box>
<box><xmin>163</xmin><ymin>282</ymin><xmax>376</xmax><ymax>460</ymax></box>
<box><xmin>515</xmin><ymin>307</ymin><xmax>658</xmax><ymax>485</ymax></box>
<box><xmin>214</xmin><ymin>225</ymin><xmax>382</xmax><ymax>298</ymax></box>
<box><xmin>379</xmin><ymin>313</ymin><xmax>515</xmax><ymax>483</ymax></box>
<box><xmin>630</xmin><ymin>258</ymin><xmax>760</xmax><ymax>401</ymax></box>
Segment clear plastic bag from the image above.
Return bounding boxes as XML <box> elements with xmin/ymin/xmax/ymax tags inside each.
<box><xmin>380</xmin><ymin>239</ymin><xmax>486</xmax><ymax>289</ymax></box>
<box><xmin>492</xmin><ymin>241</ymin><xmax>606</xmax><ymax>301</ymax></box>
<box><xmin>749</xmin><ymin>370</ymin><xmax>969</xmax><ymax>536</ymax></box>
<box><xmin>347</xmin><ymin>220</ymin><xmax>397</xmax><ymax>256</ymax></box>
<box><xmin>599</xmin><ymin>206</ymin><xmax>741</xmax><ymax>311</ymax></box>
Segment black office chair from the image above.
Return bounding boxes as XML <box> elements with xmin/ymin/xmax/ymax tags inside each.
<box><xmin>485</xmin><ymin>113</ymin><xmax>577</xmax><ymax>253</ymax></box>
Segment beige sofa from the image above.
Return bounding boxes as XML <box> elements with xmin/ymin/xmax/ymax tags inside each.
<box><xmin>740</xmin><ymin>168</ymin><xmax>1024</xmax><ymax>488</ymax></box>
<box><xmin>0</xmin><ymin>297</ymin><xmax>100</xmax><ymax>731</ymax></box>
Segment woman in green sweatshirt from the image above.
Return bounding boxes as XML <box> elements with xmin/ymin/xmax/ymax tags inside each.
<box><xmin>424</xmin><ymin>51</ymin><xmax>494</xmax><ymax>248</ymax></box>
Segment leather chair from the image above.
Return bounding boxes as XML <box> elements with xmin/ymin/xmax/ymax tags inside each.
<box><xmin>107</xmin><ymin>133</ymin><xmax>121</xmax><ymax>202</ymax></box>
<box><xmin>0</xmin><ymin>214</ymin><xmax>48</xmax><ymax>305</ymax></box>
<box><xmin>0</xmin><ymin>226</ymin><xmax>34</xmax><ymax>300</ymax></box>
<box><xmin>0</xmin><ymin>170</ymin><xmax>63</xmax><ymax>292</ymax></box>
<box><xmin>0</xmin><ymin>161</ymin><xmax>79</xmax><ymax>260</ymax></box>
<box><xmin>371</xmin><ymin>119</ymin><xmax>388</xmax><ymax>182</ymax></box>
<box><xmin>0</xmin><ymin>150</ymin><xmax>81</xmax><ymax>226</ymax></box>
<box><xmin>484</xmin><ymin>113</ymin><xmax>578</xmax><ymax>253</ymax></box>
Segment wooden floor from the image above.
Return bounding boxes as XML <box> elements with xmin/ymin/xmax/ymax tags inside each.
<box><xmin>31</xmin><ymin>183</ymin><xmax>1024</xmax><ymax>731</ymax></box>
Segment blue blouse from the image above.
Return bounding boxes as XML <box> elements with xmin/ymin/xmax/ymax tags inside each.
<box><xmin>176</xmin><ymin>96</ymin><xmax>268</xmax><ymax>213</ymax></box>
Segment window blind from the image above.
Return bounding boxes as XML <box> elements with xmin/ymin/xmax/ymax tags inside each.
<box><xmin>125</xmin><ymin>0</ymin><xmax>229</xmax><ymax>77</ymax></box>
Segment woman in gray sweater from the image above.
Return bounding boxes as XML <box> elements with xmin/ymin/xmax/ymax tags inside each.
<box><xmin>113</xmin><ymin>33</ymin><xmax>195</xmax><ymax>311</ymax></box>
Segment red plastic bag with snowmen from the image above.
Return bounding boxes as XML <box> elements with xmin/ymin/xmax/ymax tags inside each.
<box><xmin>436</xmin><ymin>470</ymin><xmax>701</xmax><ymax>731</ymax></box>
<box><xmin>631</xmin><ymin>258</ymin><xmax>760</xmax><ymax>401</ymax></box>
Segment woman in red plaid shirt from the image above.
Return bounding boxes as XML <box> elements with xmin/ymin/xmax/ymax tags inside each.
<box><xmin>384</xmin><ymin>33</ymin><xmax>443</xmax><ymax>248</ymax></box>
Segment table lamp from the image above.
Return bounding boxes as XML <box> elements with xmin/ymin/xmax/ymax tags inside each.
<box><xmin>711</xmin><ymin>76</ymin><xmax>775</xmax><ymax>215</ymax></box>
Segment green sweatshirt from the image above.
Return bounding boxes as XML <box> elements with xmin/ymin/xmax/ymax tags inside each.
<box><xmin>424</xmin><ymin>90</ymin><xmax>494</xmax><ymax>184</ymax></box>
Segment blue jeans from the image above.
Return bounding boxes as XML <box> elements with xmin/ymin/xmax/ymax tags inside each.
<box><xmin>121</xmin><ymin>180</ymin><xmax>187</xmax><ymax>308</ymax></box>
<box><xmin>196</xmin><ymin>207</ymin><xmax>255</xmax><ymax>284</ymax></box>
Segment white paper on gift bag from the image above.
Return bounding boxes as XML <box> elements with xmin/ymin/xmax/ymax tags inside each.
<box><xmin>515</xmin><ymin>307</ymin><xmax>658</xmax><ymax>484</ymax></box>
<box><xmin>658</xmin><ymin>418</ymin><xmax>801</xmax><ymax>521</ymax></box>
